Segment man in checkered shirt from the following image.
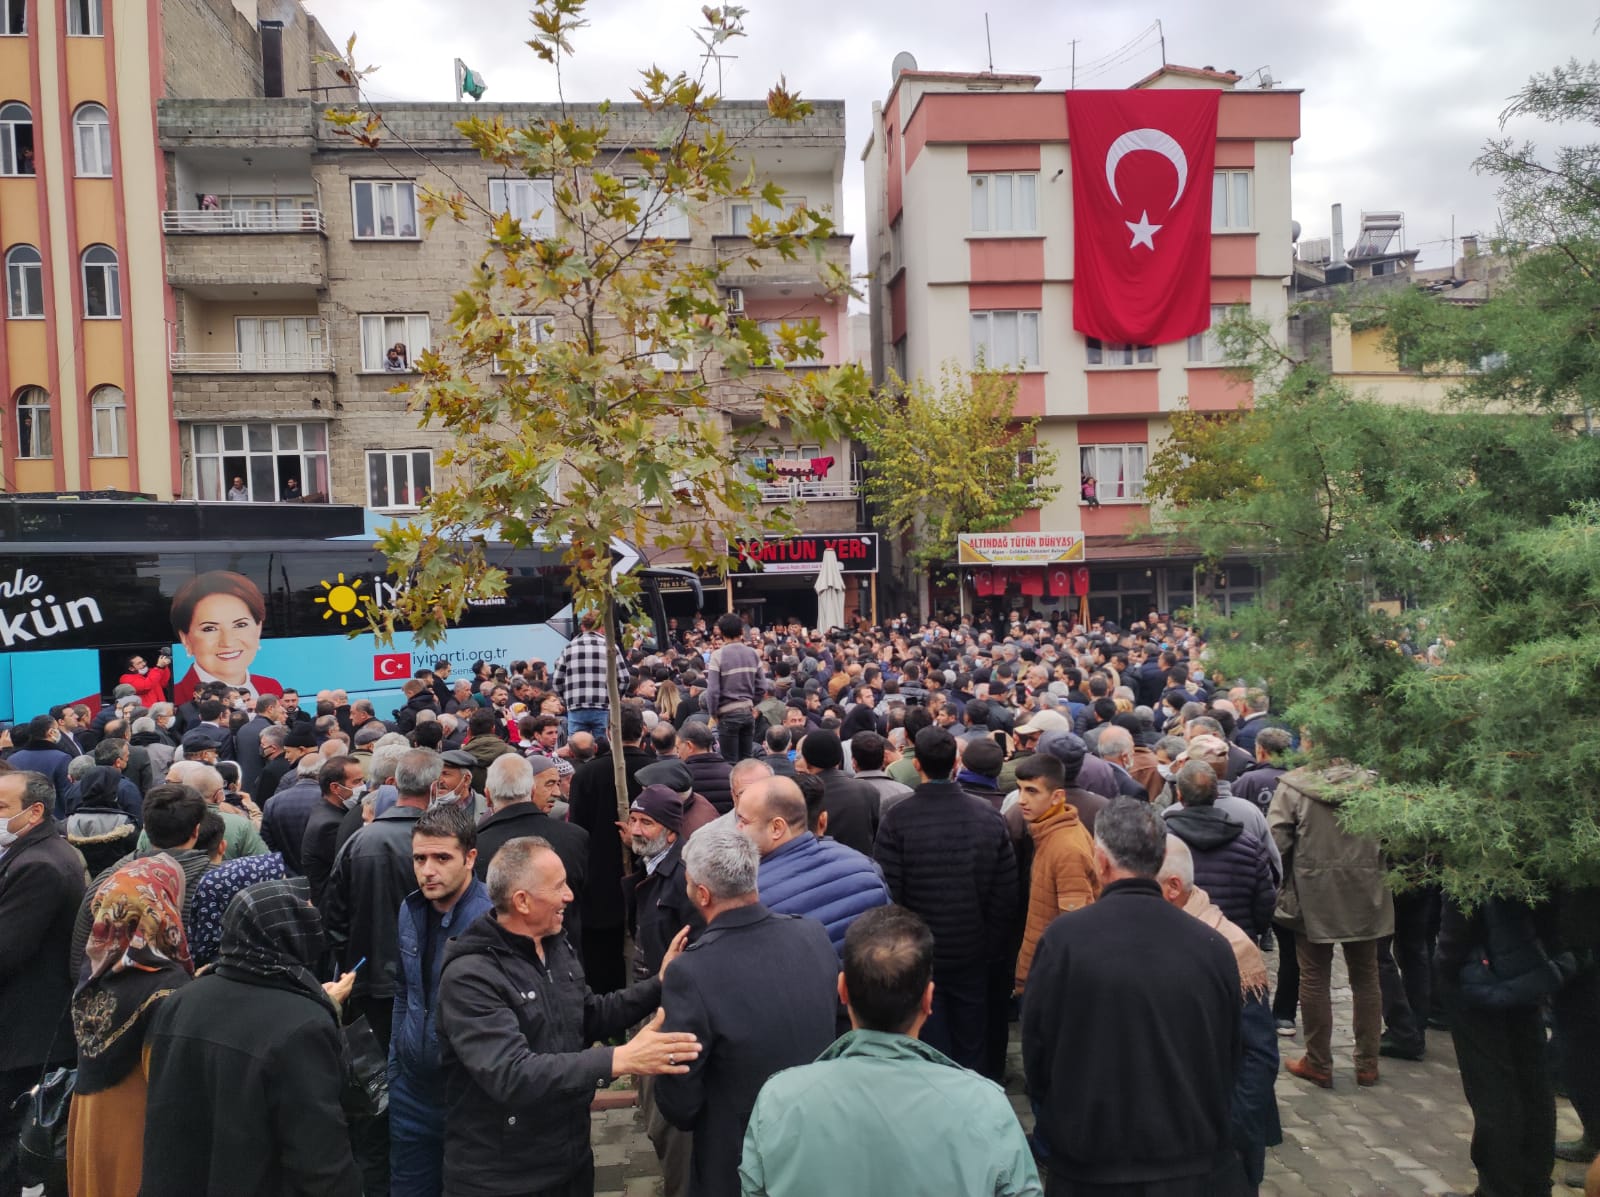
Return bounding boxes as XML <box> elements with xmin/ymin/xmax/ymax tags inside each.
<box><xmin>553</xmin><ymin>611</ymin><xmax>630</xmax><ymax>741</ymax></box>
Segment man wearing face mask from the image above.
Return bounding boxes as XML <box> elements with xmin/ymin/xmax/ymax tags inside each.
<box><xmin>436</xmin><ymin>749</ymin><xmax>489</xmax><ymax>822</ymax></box>
<box><xmin>6</xmin><ymin>715</ymin><xmax>74</xmax><ymax>818</ymax></box>
<box><xmin>303</xmin><ymin>755</ymin><xmax>368</xmax><ymax>907</ymax></box>
<box><xmin>0</xmin><ymin>768</ymin><xmax>87</xmax><ymax>1197</ymax></box>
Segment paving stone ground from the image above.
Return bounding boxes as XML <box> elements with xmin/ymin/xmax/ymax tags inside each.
<box><xmin>593</xmin><ymin>953</ymin><xmax>1588</xmax><ymax>1197</ymax></box>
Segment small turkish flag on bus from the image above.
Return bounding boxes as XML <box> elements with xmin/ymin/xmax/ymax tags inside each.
<box><xmin>373</xmin><ymin>652</ymin><xmax>411</xmax><ymax>681</ymax></box>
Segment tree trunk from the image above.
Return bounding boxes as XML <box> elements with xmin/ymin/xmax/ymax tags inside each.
<box><xmin>605</xmin><ymin>590</ymin><xmax>634</xmax><ymax>876</ymax></box>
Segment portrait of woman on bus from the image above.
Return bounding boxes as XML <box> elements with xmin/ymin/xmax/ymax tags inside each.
<box><xmin>169</xmin><ymin>571</ymin><xmax>283</xmax><ymax>706</ymax></box>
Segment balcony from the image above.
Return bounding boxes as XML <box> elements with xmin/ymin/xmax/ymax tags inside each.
<box><xmin>170</xmin><ymin>346</ymin><xmax>334</xmax><ymax>373</ymax></box>
<box><xmin>713</xmin><ymin>234</ymin><xmax>853</xmax><ymax>293</ymax></box>
<box><xmin>163</xmin><ymin>209</ymin><xmax>325</xmax><ymax>234</ymax></box>
<box><xmin>757</xmin><ymin>477</ymin><xmax>859</xmax><ymax>502</ymax></box>
<box><xmin>164</xmin><ymin>219</ymin><xmax>327</xmax><ymax>292</ymax></box>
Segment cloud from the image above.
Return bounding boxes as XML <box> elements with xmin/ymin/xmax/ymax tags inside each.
<box><xmin>305</xmin><ymin>0</ymin><xmax>1597</xmax><ymax>270</ymax></box>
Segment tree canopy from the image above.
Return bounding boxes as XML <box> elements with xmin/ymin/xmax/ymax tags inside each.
<box><xmin>857</xmin><ymin>364</ymin><xmax>1059</xmax><ymax>571</ymax></box>
<box><xmin>1146</xmin><ymin>60</ymin><xmax>1600</xmax><ymax>903</ymax></box>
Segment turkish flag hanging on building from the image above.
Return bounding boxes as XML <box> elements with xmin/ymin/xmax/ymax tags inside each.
<box><xmin>973</xmin><ymin>569</ymin><xmax>994</xmax><ymax>597</ymax></box>
<box><xmin>1048</xmin><ymin>565</ymin><xmax>1073</xmax><ymax>597</ymax></box>
<box><xmin>1072</xmin><ymin>566</ymin><xmax>1092</xmax><ymax>596</ymax></box>
<box><xmin>1068</xmin><ymin>88</ymin><xmax>1219</xmax><ymax>345</ymax></box>
<box><xmin>1019</xmin><ymin>568</ymin><xmax>1046</xmax><ymax>597</ymax></box>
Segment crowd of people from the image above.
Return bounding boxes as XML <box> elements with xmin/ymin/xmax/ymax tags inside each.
<box><xmin>0</xmin><ymin>603</ymin><xmax>1596</xmax><ymax>1197</ymax></box>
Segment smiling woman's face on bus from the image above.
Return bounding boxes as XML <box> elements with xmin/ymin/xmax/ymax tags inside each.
<box><xmin>179</xmin><ymin>593</ymin><xmax>263</xmax><ymax>685</ymax></box>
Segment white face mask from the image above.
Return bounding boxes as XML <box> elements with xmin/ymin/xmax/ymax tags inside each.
<box><xmin>0</xmin><ymin>808</ymin><xmax>34</xmax><ymax>849</ymax></box>
<box><xmin>1156</xmin><ymin>762</ymin><xmax>1174</xmax><ymax>782</ymax></box>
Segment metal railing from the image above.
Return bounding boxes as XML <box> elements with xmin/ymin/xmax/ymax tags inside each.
<box><xmin>757</xmin><ymin>478</ymin><xmax>859</xmax><ymax>502</ymax></box>
<box><xmin>170</xmin><ymin>348</ymin><xmax>335</xmax><ymax>373</ymax></box>
<box><xmin>162</xmin><ymin>209</ymin><xmax>326</xmax><ymax>234</ymax></box>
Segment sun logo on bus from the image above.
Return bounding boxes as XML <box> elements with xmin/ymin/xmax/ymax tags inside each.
<box><xmin>315</xmin><ymin>573</ymin><xmax>368</xmax><ymax>626</ymax></box>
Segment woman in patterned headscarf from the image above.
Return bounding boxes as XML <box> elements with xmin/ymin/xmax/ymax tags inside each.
<box><xmin>66</xmin><ymin>853</ymin><xmax>193</xmax><ymax>1197</ymax></box>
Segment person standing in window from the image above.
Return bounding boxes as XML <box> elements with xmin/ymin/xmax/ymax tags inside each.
<box><xmin>226</xmin><ymin>477</ymin><xmax>248</xmax><ymax>502</ymax></box>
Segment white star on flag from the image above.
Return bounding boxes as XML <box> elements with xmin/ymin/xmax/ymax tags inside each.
<box><xmin>1125</xmin><ymin>210</ymin><xmax>1162</xmax><ymax>251</ymax></box>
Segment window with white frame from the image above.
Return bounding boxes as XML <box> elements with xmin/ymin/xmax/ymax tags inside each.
<box><xmin>491</xmin><ymin>314</ymin><xmax>555</xmax><ymax>375</ymax></box>
<box><xmin>360</xmin><ymin>313</ymin><xmax>430</xmax><ymax>372</ymax></box>
<box><xmin>489</xmin><ymin>178</ymin><xmax>555</xmax><ymax>237</ymax></box>
<box><xmin>1080</xmin><ymin>444</ymin><xmax>1147</xmax><ymax>502</ymax></box>
<box><xmin>367</xmin><ymin>449</ymin><xmax>433</xmax><ymax>509</ymax></box>
<box><xmin>5</xmin><ymin>244</ymin><xmax>42</xmax><ymax>318</ymax></box>
<box><xmin>192</xmin><ymin>421</ymin><xmax>329</xmax><ymax>502</ymax></box>
<box><xmin>73</xmin><ymin>103</ymin><xmax>111</xmax><ymax>176</ymax></box>
<box><xmin>634</xmin><ymin>312</ymin><xmax>688</xmax><ymax>371</ymax></box>
<box><xmin>1017</xmin><ymin>445</ymin><xmax>1041</xmax><ymax>490</ymax></box>
<box><xmin>351</xmin><ymin>180</ymin><xmax>418</xmax><ymax>239</ymax></box>
<box><xmin>81</xmin><ymin>245</ymin><xmax>119</xmax><ymax>318</ymax></box>
<box><xmin>1212</xmin><ymin>170</ymin><xmax>1252</xmax><ymax>231</ymax></box>
<box><xmin>4</xmin><ymin>0</ymin><xmax>25</xmax><ymax>36</ymax></box>
<box><xmin>65</xmin><ymin>0</ymin><xmax>99</xmax><ymax>35</ymax></box>
<box><xmin>626</xmin><ymin>178</ymin><xmax>690</xmax><ymax>240</ymax></box>
<box><xmin>15</xmin><ymin>385</ymin><xmax>50</xmax><ymax>457</ymax></box>
<box><xmin>1086</xmin><ymin>338</ymin><xmax>1154</xmax><ymax>367</ymax></box>
<box><xmin>0</xmin><ymin>102</ymin><xmax>33</xmax><ymax>175</ymax></box>
<box><xmin>236</xmin><ymin>316</ymin><xmax>325</xmax><ymax>370</ymax></box>
<box><xmin>970</xmin><ymin>309</ymin><xmax>1040</xmax><ymax>370</ymax></box>
<box><xmin>970</xmin><ymin>172</ymin><xmax>1039</xmax><ymax>233</ymax></box>
<box><xmin>89</xmin><ymin>384</ymin><xmax>124</xmax><ymax>456</ymax></box>
<box><xmin>729</xmin><ymin>196</ymin><xmax>804</xmax><ymax>235</ymax></box>
<box><xmin>1187</xmin><ymin>303</ymin><xmax>1234</xmax><ymax>365</ymax></box>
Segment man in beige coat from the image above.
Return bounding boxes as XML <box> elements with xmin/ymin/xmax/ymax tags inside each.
<box><xmin>1269</xmin><ymin>763</ymin><xmax>1393</xmax><ymax>1089</ymax></box>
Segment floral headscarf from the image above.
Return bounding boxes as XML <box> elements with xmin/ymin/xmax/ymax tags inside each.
<box><xmin>72</xmin><ymin>854</ymin><xmax>194</xmax><ymax>1093</ymax></box>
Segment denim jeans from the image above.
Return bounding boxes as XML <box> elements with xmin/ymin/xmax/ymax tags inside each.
<box><xmin>566</xmin><ymin>707</ymin><xmax>610</xmax><ymax>741</ymax></box>
<box><xmin>716</xmin><ymin>710</ymin><xmax>754</xmax><ymax>763</ymax></box>
<box><xmin>389</xmin><ymin>1067</ymin><xmax>445</xmax><ymax>1197</ymax></box>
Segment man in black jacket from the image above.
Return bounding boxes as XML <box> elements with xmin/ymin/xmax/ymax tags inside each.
<box><xmin>679</xmin><ymin>722</ymin><xmax>734</xmax><ymax>812</ymax></box>
<box><xmin>0</xmin><ymin>769</ymin><xmax>86</xmax><ymax>1197</ymax></box>
<box><xmin>655</xmin><ymin>821</ymin><xmax>839</xmax><ymax>1197</ymax></box>
<box><xmin>302</xmin><ymin>755</ymin><xmax>365</xmax><ymax>907</ymax></box>
<box><xmin>1163</xmin><ymin>762</ymin><xmax>1277</xmax><ymax>941</ymax></box>
<box><xmin>1024</xmin><ymin>797</ymin><xmax>1243</xmax><ymax>1195</ymax></box>
<box><xmin>324</xmin><ymin>747</ymin><xmax>438</xmax><ymax>1048</ymax></box>
<box><xmin>437</xmin><ymin>836</ymin><xmax>701</xmax><ymax>1197</ymax></box>
<box><xmin>476</xmin><ymin>754</ymin><xmax>589</xmax><ymax>947</ymax></box>
<box><xmin>795</xmin><ymin>730</ymin><xmax>878</xmax><ymax>855</ymax></box>
<box><xmin>872</xmin><ymin>726</ymin><xmax>1016</xmax><ymax>1078</ymax></box>
<box><xmin>624</xmin><ymin>786</ymin><xmax>704</xmax><ymax>982</ymax></box>
<box><xmin>567</xmin><ymin>700</ymin><xmax>654</xmax><ymax>993</ymax></box>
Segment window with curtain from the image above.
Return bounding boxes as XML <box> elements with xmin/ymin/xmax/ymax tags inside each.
<box><xmin>489</xmin><ymin>178</ymin><xmax>555</xmax><ymax>237</ymax></box>
<box><xmin>89</xmin><ymin>384</ymin><xmax>125</xmax><ymax>456</ymax></box>
<box><xmin>970</xmin><ymin>310</ymin><xmax>1041</xmax><ymax>369</ymax></box>
<box><xmin>626</xmin><ymin>179</ymin><xmax>690</xmax><ymax>239</ymax></box>
<box><xmin>5</xmin><ymin>244</ymin><xmax>42</xmax><ymax>318</ymax></box>
<box><xmin>970</xmin><ymin>172</ymin><xmax>1039</xmax><ymax>233</ymax></box>
<box><xmin>1079</xmin><ymin>444</ymin><xmax>1147</xmax><ymax>501</ymax></box>
<box><xmin>1086</xmin><ymin>338</ymin><xmax>1155</xmax><ymax>367</ymax></box>
<box><xmin>351</xmin><ymin>179</ymin><xmax>418</xmax><ymax>239</ymax></box>
<box><xmin>82</xmin><ymin>245</ymin><xmax>120</xmax><ymax>317</ymax></box>
<box><xmin>366</xmin><ymin>449</ymin><xmax>433</xmax><ymax>509</ymax></box>
<box><xmin>3</xmin><ymin>0</ymin><xmax>26</xmax><ymax>36</ymax></box>
<box><xmin>73</xmin><ymin>104</ymin><xmax>111</xmax><ymax>176</ymax></box>
<box><xmin>65</xmin><ymin>0</ymin><xmax>100</xmax><ymax>35</ymax></box>
<box><xmin>235</xmin><ymin>316</ymin><xmax>324</xmax><ymax>370</ymax></box>
<box><xmin>360</xmin><ymin>313</ymin><xmax>430</xmax><ymax>371</ymax></box>
<box><xmin>1187</xmin><ymin>303</ymin><xmax>1235</xmax><ymax>365</ymax></box>
<box><xmin>191</xmin><ymin>422</ymin><xmax>329</xmax><ymax>502</ymax></box>
<box><xmin>1211</xmin><ymin>171</ymin><xmax>1252</xmax><ymax>231</ymax></box>
<box><xmin>15</xmin><ymin>385</ymin><xmax>50</xmax><ymax>457</ymax></box>
<box><xmin>0</xmin><ymin>102</ymin><xmax>33</xmax><ymax>175</ymax></box>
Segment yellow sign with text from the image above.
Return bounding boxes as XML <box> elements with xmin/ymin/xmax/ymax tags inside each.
<box><xmin>957</xmin><ymin>532</ymin><xmax>1086</xmax><ymax>566</ymax></box>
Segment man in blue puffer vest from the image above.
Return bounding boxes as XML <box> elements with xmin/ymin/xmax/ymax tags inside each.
<box><xmin>734</xmin><ymin>775</ymin><xmax>889</xmax><ymax>956</ymax></box>
<box><xmin>390</xmin><ymin>804</ymin><xmax>495</xmax><ymax>1197</ymax></box>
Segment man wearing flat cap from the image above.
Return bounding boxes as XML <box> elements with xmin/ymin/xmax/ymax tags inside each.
<box><xmin>437</xmin><ymin>747</ymin><xmax>490</xmax><ymax>822</ymax></box>
<box><xmin>625</xmin><ymin>782</ymin><xmax>706</xmax><ymax>1197</ymax></box>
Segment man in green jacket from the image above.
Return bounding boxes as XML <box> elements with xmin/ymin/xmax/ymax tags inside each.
<box><xmin>738</xmin><ymin>906</ymin><xmax>1041</xmax><ymax>1197</ymax></box>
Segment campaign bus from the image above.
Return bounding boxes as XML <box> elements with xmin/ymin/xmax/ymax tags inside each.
<box><xmin>0</xmin><ymin>498</ymin><xmax>686</xmax><ymax>723</ymax></box>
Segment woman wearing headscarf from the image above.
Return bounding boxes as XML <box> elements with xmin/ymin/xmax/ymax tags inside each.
<box><xmin>186</xmin><ymin>850</ymin><xmax>287</xmax><ymax>968</ymax></box>
<box><xmin>142</xmin><ymin>878</ymin><xmax>361</xmax><ymax>1196</ymax></box>
<box><xmin>67</xmin><ymin>854</ymin><xmax>194</xmax><ymax>1197</ymax></box>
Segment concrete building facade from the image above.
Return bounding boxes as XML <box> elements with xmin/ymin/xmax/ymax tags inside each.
<box><xmin>0</xmin><ymin>0</ymin><xmax>339</xmax><ymax>497</ymax></box>
<box><xmin>862</xmin><ymin>63</ymin><xmax>1302</xmax><ymax>623</ymax></box>
<box><xmin>155</xmin><ymin>99</ymin><xmax>860</xmax><ymax>547</ymax></box>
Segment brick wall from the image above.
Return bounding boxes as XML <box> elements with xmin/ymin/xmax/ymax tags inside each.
<box><xmin>166</xmin><ymin>230</ymin><xmax>326</xmax><ymax>288</ymax></box>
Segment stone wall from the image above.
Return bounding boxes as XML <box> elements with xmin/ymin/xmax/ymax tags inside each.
<box><xmin>165</xmin><ymin>229</ymin><xmax>325</xmax><ymax>288</ymax></box>
<box><xmin>162</xmin><ymin>0</ymin><xmax>343</xmax><ymax>102</ymax></box>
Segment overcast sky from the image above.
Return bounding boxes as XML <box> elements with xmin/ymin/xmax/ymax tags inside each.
<box><xmin>305</xmin><ymin>0</ymin><xmax>1595</xmax><ymax>273</ymax></box>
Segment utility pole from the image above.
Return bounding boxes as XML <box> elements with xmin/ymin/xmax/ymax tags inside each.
<box><xmin>984</xmin><ymin>13</ymin><xmax>994</xmax><ymax>72</ymax></box>
<box><xmin>1157</xmin><ymin>19</ymin><xmax>1166</xmax><ymax>66</ymax></box>
<box><xmin>1070</xmin><ymin>39</ymin><xmax>1078</xmax><ymax>89</ymax></box>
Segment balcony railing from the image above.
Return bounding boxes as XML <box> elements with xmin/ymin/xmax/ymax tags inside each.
<box><xmin>758</xmin><ymin>478</ymin><xmax>859</xmax><ymax>502</ymax></box>
<box><xmin>170</xmin><ymin>349</ymin><xmax>335</xmax><ymax>373</ymax></box>
<box><xmin>162</xmin><ymin>209</ymin><xmax>326</xmax><ymax>234</ymax></box>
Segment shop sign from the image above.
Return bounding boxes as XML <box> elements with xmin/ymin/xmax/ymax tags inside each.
<box><xmin>957</xmin><ymin>532</ymin><xmax>1085</xmax><ymax>566</ymax></box>
<box><xmin>731</xmin><ymin>533</ymin><xmax>879</xmax><ymax>576</ymax></box>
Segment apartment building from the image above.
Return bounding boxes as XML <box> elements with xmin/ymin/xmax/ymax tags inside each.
<box><xmin>862</xmin><ymin>62</ymin><xmax>1302</xmax><ymax>624</ymax></box>
<box><xmin>0</xmin><ymin>0</ymin><xmax>340</xmax><ymax>496</ymax></box>
<box><xmin>157</xmin><ymin>97</ymin><xmax>866</xmax><ymax>621</ymax></box>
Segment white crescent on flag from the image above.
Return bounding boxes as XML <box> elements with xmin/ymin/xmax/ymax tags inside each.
<box><xmin>1104</xmin><ymin>128</ymin><xmax>1190</xmax><ymax>209</ymax></box>
<box><xmin>376</xmin><ymin>655</ymin><xmax>408</xmax><ymax>679</ymax></box>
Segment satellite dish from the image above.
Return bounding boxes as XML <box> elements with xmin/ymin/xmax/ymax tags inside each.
<box><xmin>1291</xmin><ymin>220</ymin><xmax>1302</xmax><ymax>242</ymax></box>
<box><xmin>892</xmin><ymin>51</ymin><xmax>918</xmax><ymax>83</ymax></box>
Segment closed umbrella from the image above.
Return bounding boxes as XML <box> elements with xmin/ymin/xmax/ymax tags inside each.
<box><xmin>814</xmin><ymin>548</ymin><xmax>846</xmax><ymax>631</ymax></box>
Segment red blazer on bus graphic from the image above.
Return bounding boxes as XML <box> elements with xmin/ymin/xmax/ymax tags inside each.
<box><xmin>169</xmin><ymin>571</ymin><xmax>283</xmax><ymax>706</ymax></box>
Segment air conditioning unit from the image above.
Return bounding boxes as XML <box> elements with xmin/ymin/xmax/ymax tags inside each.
<box><xmin>725</xmin><ymin>287</ymin><xmax>746</xmax><ymax>314</ymax></box>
